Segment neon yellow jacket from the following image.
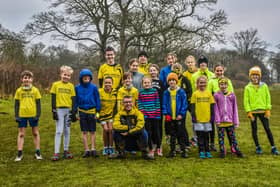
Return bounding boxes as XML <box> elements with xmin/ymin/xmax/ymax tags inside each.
<box><xmin>208</xmin><ymin>76</ymin><xmax>234</xmax><ymax>94</ymax></box>
<box><xmin>113</xmin><ymin>107</ymin><xmax>144</xmax><ymax>134</ymax></box>
<box><xmin>191</xmin><ymin>68</ymin><xmax>214</xmax><ymax>91</ymax></box>
<box><xmin>243</xmin><ymin>82</ymin><xmax>271</xmax><ymax>112</ymax></box>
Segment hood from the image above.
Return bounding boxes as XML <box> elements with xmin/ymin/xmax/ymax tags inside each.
<box><xmin>79</xmin><ymin>69</ymin><xmax>93</xmax><ymax>84</ymax></box>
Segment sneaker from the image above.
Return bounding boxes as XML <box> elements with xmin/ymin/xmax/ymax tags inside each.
<box><xmin>82</xmin><ymin>151</ymin><xmax>91</xmax><ymax>158</ymax></box>
<box><xmin>190</xmin><ymin>138</ymin><xmax>197</xmax><ymax>147</ymax></box>
<box><xmin>91</xmin><ymin>150</ymin><xmax>99</xmax><ymax>158</ymax></box>
<box><xmin>165</xmin><ymin>136</ymin><xmax>170</xmax><ymax>145</ymax></box>
<box><xmin>34</xmin><ymin>152</ymin><xmax>43</xmax><ymax>160</ymax></box>
<box><xmin>130</xmin><ymin>150</ymin><xmax>137</xmax><ymax>155</ymax></box>
<box><xmin>181</xmin><ymin>151</ymin><xmax>188</xmax><ymax>158</ymax></box>
<box><xmin>235</xmin><ymin>150</ymin><xmax>244</xmax><ymax>158</ymax></box>
<box><xmin>156</xmin><ymin>148</ymin><xmax>163</xmax><ymax>157</ymax></box>
<box><xmin>63</xmin><ymin>151</ymin><xmax>73</xmax><ymax>159</ymax></box>
<box><xmin>52</xmin><ymin>153</ymin><xmax>59</xmax><ymax>161</ymax></box>
<box><xmin>142</xmin><ymin>153</ymin><xmax>155</xmax><ymax>160</ymax></box>
<box><xmin>167</xmin><ymin>151</ymin><xmax>176</xmax><ymax>158</ymax></box>
<box><xmin>219</xmin><ymin>152</ymin><xmax>225</xmax><ymax>158</ymax></box>
<box><xmin>148</xmin><ymin>150</ymin><xmax>154</xmax><ymax>157</ymax></box>
<box><xmin>199</xmin><ymin>152</ymin><xmax>206</xmax><ymax>159</ymax></box>
<box><xmin>109</xmin><ymin>151</ymin><xmax>126</xmax><ymax>159</ymax></box>
<box><xmin>256</xmin><ymin>146</ymin><xmax>263</xmax><ymax>155</ymax></box>
<box><xmin>108</xmin><ymin>147</ymin><xmax>115</xmax><ymax>155</ymax></box>
<box><xmin>210</xmin><ymin>144</ymin><xmax>217</xmax><ymax>152</ymax></box>
<box><xmin>102</xmin><ymin>148</ymin><xmax>108</xmax><ymax>156</ymax></box>
<box><xmin>271</xmin><ymin>147</ymin><xmax>279</xmax><ymax>155</ymax></box>
<box><xmin>14</xmin><ymin>155</ymin><xmax>23</xmax><ymax>162</ymax></box>
<box><xmin>205</xmin><ymin>152</ymin><xmax>213</xmax><ymax>158</ymax></box>
<box><xmin>230</xmin><ymin>146</ymin><xmax>237</xmax><ymax>153</ymax></box>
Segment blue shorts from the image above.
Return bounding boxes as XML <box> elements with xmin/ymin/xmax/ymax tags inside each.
<box><xmin>18</xmin><ymin>117</ymin><xmax>38</xmax><ymax>128</ymax></box>
<box><xmin>79</xmin><ymin>112</ymin><xmax>96</xmax><ymax>132</ymax></box>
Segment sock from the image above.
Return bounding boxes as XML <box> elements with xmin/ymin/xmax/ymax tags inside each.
<box><xmin>18</xmin><ymin>150</ymin><xmax>23</xmax><ymax>157</ymax></box>
<box><xmin>35</xmin><ymin>149</ymin><xmax>41</xmax><ymax>155</ymax></box>
<box><xmin>272</xmin><ymin>146</ymin><xmax>276</xmax><ymax>149</ymax></box>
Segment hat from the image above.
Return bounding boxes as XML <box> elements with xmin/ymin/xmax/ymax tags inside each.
<box><xmin>171</xmin><ymin>63</ymin><xmax>183</xmax><ymax>75</ymax></box>
<box><xmin>249</xmin><ymin>66</ymin><xmax>262</xmax><ymax>77</ymax></box>
<box><xmin>167</xmin><ymin>72</ymin><xmax>178</xmax><ymax>83</ymax></box>
<box><xmin>218</xmin><ymin>77</ymin><xmax>228</xmax><ymax>85</ymax></box>
<box><xmin>198</xmin><ymin>55</ymin><xmax>208</xmax><ymax>66</ymax></box>
<box><xmin>138</xmin><ymin>51</ymin><xmax>148</xmax><ymax>58</ymax></box>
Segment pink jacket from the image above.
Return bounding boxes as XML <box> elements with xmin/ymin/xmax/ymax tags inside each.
<box><xmin>214</xmin><ymin>91</ymin><xmax>239</xmax><ymax>127</ymax></box>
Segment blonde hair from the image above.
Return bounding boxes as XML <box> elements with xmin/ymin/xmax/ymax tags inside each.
<box><xmin>142</xmin><ymin>76</ymin><xmax>152</xmax><ymax>85</ymax></box>
<box><xmin>60</xmin><ymin>65</ymin><xmax>73</xmax><ymax>74</ymax></box>
<box><xmin>196</xmin><ymin>75</ymin><xmax>208</xmax><ymax>85</ymax></box>
<box><xmin>185</xmin><ymin>55</ymin><xmax>196</xmax><ymax>64</ymax></box>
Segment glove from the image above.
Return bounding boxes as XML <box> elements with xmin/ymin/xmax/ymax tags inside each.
<box><xmin>247</xmin><ymin>112</ymin><xmax>254</xmax><ymax>121</ymax></box>
<box><xmin>52</xmin><ymin>110</ymin><xmax>58</xmax><ymax>120</ymax></box>
<box><xmin>95</xmin><ymin>112</ymin><xmax>100</xmax><ymax>119</ymax></box>
<box><xmin>15</xmin><ymin>117</ymin><xmax>21</xmax><ymax>123</ymax></box>
<box><xmin>70</xmin><ymin>111</ymin><xmax>77</xmax><ymax>122</ymax></box>
<box><xmin>264</xmin><ymin>110</ymin><xmax>271</xmax><ymax>118</ymax></box>
<box><xmin>165</xmin><ymin>115</ymin><xmax>172</xmax><ymax>122</ymax></box>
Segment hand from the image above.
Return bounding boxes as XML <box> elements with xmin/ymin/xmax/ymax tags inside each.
<box><xmin>52</xmin><ymin>111</ymin><xmax>58</xmax><ymax>120</ymax></box>
<box><xmin>216</xmin><ymin>123</ymin><xmax>220</xmax><ymax>127</ymax></box>
<box><xmin>120</xmin><ymin>132</ymin><xmax>129</xmax><ymax>136</ymax></box>
<box><xmin>33</xmin><ymin>116</ymin><xmax>39</xmax><ymax>122</ymax></box>
<box><xmin>15</xmin><ymin>117</ymin><xmax>21</xmax><ymax>123</ymax></box>
<box><xmin>247</xmin><ymin>112</ymin><xmax>254</xmax><ymax>121</ymax></box>
<box><xmin>69</xmin><ymin>111</ymin><xmax>77</xmax><ymax>122</ymax></box>
<box><xmin>191</xmin><ymin>116</ymin><xmax>197</xmax><ymax>123</ymax></box>
<box><xmin>95</xmin><ymin>113</ymin><xmax>100</xmax><ymax>119</ymax></box>
<box><xmin>264</xmin><ymin>110</ymin><xmax>271</xmax><ymax>118</ymax></box>
<box><xmin>165</xmin><ymin>115</ymin><xmax>172</xmax><ymax>122</ymax></box>
<box><xmin>176</xmin><ymin>115</ymin><xmax>182</xmax><ymax>120</ymax></box>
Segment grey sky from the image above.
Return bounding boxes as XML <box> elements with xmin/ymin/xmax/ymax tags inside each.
<box><xmin>0</xmin><ymin>0</ymin><xmax>279</xmax><ymax>51</ymax></box>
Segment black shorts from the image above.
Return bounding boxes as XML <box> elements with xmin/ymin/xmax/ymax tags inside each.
<box><xmin>79</xmin><ymin>112</ymin><xmax>96</xmax><ymax>132</ymax></box>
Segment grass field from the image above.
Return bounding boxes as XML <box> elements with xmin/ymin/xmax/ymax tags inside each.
<box><xmin>0</xmin><ymin>90</ymin><xmax>280</xmax><ymax>186</ymax></box>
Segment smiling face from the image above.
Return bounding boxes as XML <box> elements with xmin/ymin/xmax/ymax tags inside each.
<box><xmin>250</xmin><ymin>74</ymin><xmax>260</xmax><ymax>84</ymax></box>
<box><xmin>168</xmin><ymin>79</ymin><xmax>177</xmax><ymax>89</ymax></box>
<box><xmin>60</xmin><ymin>71</ymin><xmax>72</xmax><ymax>83</ymax></box>
<box><xmin>214</xmin><ymin>66</ymin><xmax>224</xmax><ymax>78</ymax></box>
<box><xmin>105</xmin><ymin>50</ymin><xmax>115</xmax><ymax>65</ymax></box>
<box><xmin>123</xmin><ymin>97</ymin><xmax>133</xmax><ymax>111</ymax></box>
<box><xmin>82</xmin><ymin>75</ymin><xmax>91</xmax><ymax>84</ymax></box>
<box><xmin>123</xmin><ymin>75</ymin><xmax>132</xmax><ymax>87</ymax></box>
<box><xmin>130</xmin><ymin>61</ymin><xmax>139</xmax><ymax>72</ymax></box>
<box><xmin>197</xmin><ymin>77</ymin><xmax>207</xmax><ymax>91</ymax></box>
<box><xmin>185</xmin><ymin>56</ymin><xmax>196</xmax><ymax>69</ymax></box>
<box><xmin>219</xmin><ymin>82</ymin><xmax>228</xmax><ymax>93</ymax></box>
<box><xmin>149</xmin><ymin>66</ymin><xmax>159</xmax><ymax>78</ymax></box>
<box><xmin>142</xmin><ymin>77</ymin><xmax>152</xmax><ymax>89</ymax></box>
<box><xmin>166</xmin><ymin>55</ymin><xmax>176</xmax><ymax>66</ymax></box>
<box><xmin>138</xmin><ymin>55</ymin><xmax>148</xmax><ymax>65</ymax></box>
<box><xmin>104</xmin><ymin>77</ymin><xmax>113</xmax><ymax>92</ymax></box>
<box><xmin>199</xmin><ymin>62</ymin><xmax>208</xmax><ymax>71</ymax></box>
<box><xmin>21</xmin><ymin>75</ymin><xmax>33</xmax><ymax>87</ymax></box>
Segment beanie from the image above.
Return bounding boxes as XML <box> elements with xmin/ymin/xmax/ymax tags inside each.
<box><xmin>198</xmin><ymin>55</ymin><xmax>208</xmax><ymax>66</ymax></box>
<box><xmin>138</xmin><ymin>51</ymin><xmax>148</xmax><ymax>58</ymax></box>
<box><xmin>249</xmin><ymin>66</ymin><xmax>262</xmax><ymax>78</ymax></box>
<box><xmin>167</xmin><ymin>72</ymin><xmax>178</xmax><ymax>83</ymax></box>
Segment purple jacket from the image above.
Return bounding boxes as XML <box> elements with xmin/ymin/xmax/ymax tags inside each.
<box><xmin>214</xmin><ymin>91</ymin><xmax>239</xmax><ymax>127</ymax></box>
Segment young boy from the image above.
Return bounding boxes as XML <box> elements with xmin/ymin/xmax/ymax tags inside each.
<box><xmin>50</xmin><ymin>65</ymin><xmax>76</xmax><ymax>161</ymax></box>
<box><xmin>244</xmin><ymin>66</ymin><xmax>279</xmax><ymax>155</ymax></box>
<box><xmin>162</xmin><ymin>73</ymin><xmax>188</xmax><ymax>158</ymax></box>
<box><xmin>14</xmin><ymin>70</ymin><xmax>42</xmax><ymax>161</ymax></box>
<box><xmin>75</xmin><ymin>69</ymin><xmax>101</xmax><ymax>158</ymax></box>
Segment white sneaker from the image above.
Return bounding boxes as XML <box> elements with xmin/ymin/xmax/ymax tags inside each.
<box><xmin>34</xmin><ymin>153</ymin><xmax>43</xmax><ymax>160</ymax></box>
<box><xmin>14</xmin><ymin>155</ymin><xmax>23</xmax><ymax>162</ymax></box>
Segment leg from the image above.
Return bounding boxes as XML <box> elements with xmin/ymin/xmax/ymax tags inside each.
<box><xmin>82</xmin><ymin>132</ymin><xmax>89</xmax><ymax>151</ymax></box>
<box><xmin>107</xmin><ymin>121</ymin><xmax>114</xmax><ymax>147</ymax></box>
<box><xmin>169</xmin><ymin>121</ymin><xmax>177</xmax><ymax>153</ymax></box>
<box><xmin>250</xmin><ymin>116</ymin><xmax>259</xmax><ymax>147</ymax></box>
<box><xmin>54</xmin><ymin>109</ymin><xmax>65</xmax><ymax>154</ymax></box>
<box><xmin>102</xmin><ymin>123</ymin><xmax>109</xmax><ymax>148</ymax></box>
<box><xmin>90</xmin><ymin>132</ymin><xmax>96</xmax><ymax>150</ymax></box>
<box><xmin>32</xmin><ymin>126</ymin><xmax>40</xmax><ymax>150</ymax></box>
<box><xmin>145</xmin><ymin>119</ymin><xmax>153</xmax><ymax>150</ymax></box>
<box><xmin>196</xmin><ymin>131</ymin><xmax>204</xmax><ymax>153</ymax></box>
<box><xmin>204</xmin><ymin>131</ymin><xmax>210</xmax><ymax>152</ymax></box>
<box><xmin>17</xmin><ymin>127</ymin><xmax>26</xmax><ymax>151</ymax></box>
<box><xmin>259</xmin><ymin>114</ymin><xmax>275</xmax><ymax>146</ymax></box>
<box><xmin>218</xmin><ymin>127</ymin><xmax>225</xmax><ymax>154</ymax></box>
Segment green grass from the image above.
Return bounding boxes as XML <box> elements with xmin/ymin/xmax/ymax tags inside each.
<box><xmin>1</xmin><ymin>90</ymin><xmax>280</xmax><ymax>186</ymax></box>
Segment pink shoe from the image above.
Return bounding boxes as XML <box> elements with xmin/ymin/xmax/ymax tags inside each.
<box><xmin>156</xmin><ymin>148</ymin><xmax>163</xmax><ymax>157</ymax></box>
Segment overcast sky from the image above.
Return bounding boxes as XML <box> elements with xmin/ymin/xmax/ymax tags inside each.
<box><xmin>0</xmin><ymin>0</ymin><xmax>279</xmax><ymax>51</ymax></box>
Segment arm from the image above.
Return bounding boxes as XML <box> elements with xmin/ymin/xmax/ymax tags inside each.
<box><xmin>15</xmin><ymin>99</ymin><xmax>20</xmax><ymax>121</ymax></box>
<box><xmin>129</xmin><ymin>111</ymin><xmax>144</xmax><ymax>134</ymax></box>
<box><xmin>113</xmin><ymin>113</ymin><xmax>129</xmax><ymax>132</ymax></box>
<box><xmin>35</xmin><ymin>99</ymin><xmax>41</xmax><ymax>119</ymax></box>
<box><xmin>51</xmin><ymin>93</ymin><xmax>58</xmax><ymax>120</ymax></box>
<box><xmin>232</xmin><ymin>94</ymin><xmax>239</xmax><ymax>127</ymax></box>
<box><xmin>99</xmin><ymin>79</ymin><xmax>103</xmax><ymax>88</ymax></box>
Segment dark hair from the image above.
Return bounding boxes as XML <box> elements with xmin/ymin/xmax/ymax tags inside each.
<box><xmin>123</xmin><ymin>72</ymin><xmax>132</xmax><ymax>80</ymax></box>
<box><xmin>104</xmin><ymin>76</ymin><xmax>114</xmax><ymax>83</ymax></box>
<box><xmin>123</xmin><ymin>95</ymin><xmax>132</xmax><ymax>100</ymax></box>
<box><xmin>138</xmin><ymin>51</ymin><xmax>148</xmax><ymax>58</ymax></box>
<box><xmin>149</xmin><ymin>64</ymin><xmax>160</xmax><ymax>72</ymax></box>
<box><xmin>21</xmin><ymin>70</ymin><xmax>33</xmax><ymax>78</ymax></box>
<box><xmin>105</xmin><ymin>46</ymin><xmax>115</xmax><ymax>52</ymax></box>
<box><xmin>214</xmin><ymin>64</ymin><xmax>225</xmax><ymax>70</ymax></box>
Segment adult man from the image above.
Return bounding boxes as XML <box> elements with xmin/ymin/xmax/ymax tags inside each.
<box><xmin>110</xmin><ymin>96</ymin><xmax>154</xmax><ymax>160</ymax></box>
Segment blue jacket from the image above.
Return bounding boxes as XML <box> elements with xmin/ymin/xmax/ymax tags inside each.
<box><xmin>162</xmin><ymin>87</ymin><xmax>188</xmax><ymax>117</ymax></box>
<box><xmin>159</xmin><ymin>65</ymin><xmax>172</xmax><ymax>89</ymax></box>
<box><xmin>75</xmin><ymin>69</ymin><xmax>101</xmax><ymax>112</ymax></box>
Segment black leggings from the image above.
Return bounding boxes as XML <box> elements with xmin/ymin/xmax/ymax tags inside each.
<box><xmin>251</xmin><ymin>113</ymin><xmax>275</xmax><ymax>147</ymax></box>
<box><xmin>145</xmin><ymin>119</ymin><xmax>161</xmax><ymax>149</ymax></box>
<box><xmin>196</xmin><ymin>131</ymin><xmax>210</xmax><ymax>152</ymax></box>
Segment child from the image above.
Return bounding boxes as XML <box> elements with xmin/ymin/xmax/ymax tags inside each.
<box><xmin>160</xmin><ymin>52</ymin><xmax>177</xmax><ymax>90</ymax></box>
<box><xmin>138</xmin><ymin>77</ymin><xmax>162</xmax><ymax>157</ymax></box>
<box><xmin>244</xmin><ymin>66</ymin><xmax>279</xmax><ymax>155</ymax></box>
<box><xmin>162</xmin><ymin>73</ymin><xmax>188</xmax><ymax>158</ymax></box>
<box><xmin>75</xmin><ymin>69</ymin><xmax>101</xmax><ymax>158</ymax></box>
<box><xmin>128</xmin><ymin>58</ymin><xmax>144</xmax><ymax>90</ymax></box>
<box><xmin>98</xmin><ymin>46</ymin><xmax>123</xmax><ymax>90</ymax></box>
<box><xmin>117</xmin><ymin>72</ymin><xmax>138</xmax><ymax>112</ymax></box>
<box><xmin>191</xmin><ymin>75</ymin><xmax>215</xmax><ymax>159</ymax></box>
<box><xmin>214</xmin><ymin>77</ymin><xmax>243</xmax><ymax>158</ymax></box>
<box><xmin>99</xmin><ymin>76</ymin><xmax>118</xmax><ymax>155</ymax></box>
<box><xmin>50</xmin><ymin>65</ymin><xmax>76</xmax><ymax>161</ymax></box>
<box><xmin>138</xmin><ymin>51</ymin><xmax>150</xmax><ymax>76</ymax></box>
<box><xmin>14</xmin><ymin>70</ymin><xmax>42</xmax><ymax>161</ymax></box>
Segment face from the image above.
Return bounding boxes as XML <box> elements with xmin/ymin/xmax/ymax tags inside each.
<box><xmin>82</xmin><ymin>75</ymin><xmax>91</xmax><ymax>83</ymax></box>
<box><xmin>142</xmin><ymin>78</ymin><xmax>152</xmax><ymax>89</ymax></box>
<box><xmin>197</xmin><ymin>78</ymin><xmax>207</xmax><ymax>91</ymax></box>
<box><xmin>251</xmin><ymin>74</ymin><xmax>260</xmax><ymax>84</ymax></box>
<box><xmin>124</xmin><ymin>76</ymin><xmax>132</xmax><ymax>87</ymax></box>
<box><xmin>172</xmin><ymin>66</ymin><xmax>181</xmax><ymax>75</ymax></box>
<box><xmin>214</xmin><ymin>66</ymin><xmax>224</xmax><ymax>78</ymax></box>
<box><xmin>219</xmin><ymin>82</ymin><xmax>228</xmax><ymax>93</ymax></box>
<box><xmin>149</xmin><ymin>67</ymin><xmax>158</xmax><ymax>78</ymax></box>
<box><xmin>199</xmin><ymin>62</ymin><xmax>208</xmax><ymax>71</ymax></box>
<box><xmin>130</xmin><ymin>61</ymin><xmax>139</xmax><ymax>72</ymax></box>
<box><xmin>21</xmin><ymin>75</ymin><xmax>33</xmax><ymax>86</ymax></box>
<box><xmin>123</xmin><ymin>98</ymin><xmax>133</xmax><ymax>111</ymax></box>
<box><xmin>168</xmin><ymin>79</ymin><xmax>177</xmax><ymax>89</ymax></box>
<box><xmin>105</xmin><ymin>50</ymin><xmax>115</xmax><ymax>64</ymax></box>
<box><xmin>104</xmin><ymin>78</ymin><xmax>113</xmax><ymax>91</ymax></box>
<box><xmin>138</xmin><ymin>55</ymin><xmax>147</xmax><ymax>65</ymax></box>
<box><xmin>61</xmin><ymin>71</ymin><xmax>72</xmax><ymax>83</ymax></box>
<box><xmin>186</xmin><ymin>59</ymin><xmax>196</xmax><ymax>69</ymax></box>
<box><xmin>166</xmin><ymin>55</ymin><xmax>176</xmax><ymax>66</ymax></box>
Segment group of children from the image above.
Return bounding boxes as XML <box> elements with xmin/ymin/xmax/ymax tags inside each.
<box><xmin>13</xmin><ymin>47</ymin><xmax>279</xmax><ymax>162</ymax></box>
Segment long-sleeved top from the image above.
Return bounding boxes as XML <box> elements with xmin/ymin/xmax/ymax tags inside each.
<box><xmin>138</xmin><ymin>88</ymin><xmax>161</xmax><ymax>119</ymax></box>
<box><xmin>191</xmin><ymin>68</ymin><xmax>214</xmax><ymax>92</ymax></box>
<box><xmin>159</xmin><ymin>65</ymin><xmax>172</xmax><ymax>90</ymax></box>
<box><xmin>113</xmin><ymin>107</ymin><xmax>144</xmax><ymax>134</ymax></box>
<box><xmin>208</xmin><ymin>76</ymin><xmax>234</xmax><ymax>94</ymax></box>
<box><xmin>243</xmin><ymin>82</ymin><xmax>271</xmax><ymax>112</ymax></box>
<box><xmin>131</xmin><ymin>71</ymin><xmax>144</xmax><ymax>90</ymax></box>
<box><xmin>214</xmin><ymin>91</ymin><xmax>239</xmax><ymax>127</ymax></box>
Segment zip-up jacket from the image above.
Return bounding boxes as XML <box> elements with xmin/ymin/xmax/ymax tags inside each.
<box><xmin>159</xmin><ymin>65</ymin><xmax>172</xmax><ymax>90</ymax></box>
<box><xmin>214</xmin><ymin>91</ymin><xmax>239</xmax><ymax>127</ymax></box>
<box><xmin>191</xmin><ymin>68</ymin><xmax>214</xmax><ymax>91</ymax></box>
<box><xmin>208</xmin><ymin>76</ymin><xmax>234</xmax><ymax>94</ymax></box>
